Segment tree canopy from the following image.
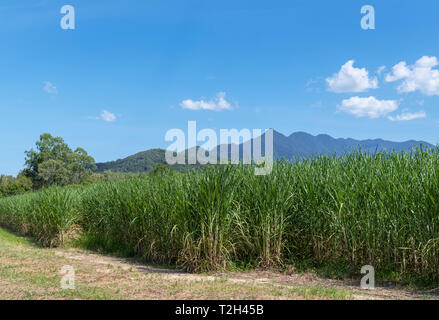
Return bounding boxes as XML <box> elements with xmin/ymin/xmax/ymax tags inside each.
<box><xmin>23</xmin><ymin>133</ymin><xmax>96</xmax><ymax>187</ymax></box>
<box><xmin>0</xmin><ymin>174</ymin><xmax>32</xmax><ymax>197</ymax></box>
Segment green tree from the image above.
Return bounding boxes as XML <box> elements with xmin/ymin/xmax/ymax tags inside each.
<box><xmin>0</xmin><ymin>174</ymin><xmax>33</xmax><ymax>197</ymax></box>
<box><xmin>24</xmin><ymin>133</ymin><xmax>96</xmax><ymax>187</ymax></box>
<box><xmin>149</xmin><ymin>163</ymin><xmax>173</xmax><ymax>177</ymax></box>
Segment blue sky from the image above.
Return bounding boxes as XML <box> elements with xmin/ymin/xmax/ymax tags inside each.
<box><xmin>1</xmin><ymin>0</ymin><xmax>439</xmax><ymax>175</ymax></box>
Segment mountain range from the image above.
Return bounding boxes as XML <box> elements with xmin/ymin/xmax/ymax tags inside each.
<box><xmin>95</xmin><ymin>131</ymin><xmax>434</xmax><ymax>173</ymax></box>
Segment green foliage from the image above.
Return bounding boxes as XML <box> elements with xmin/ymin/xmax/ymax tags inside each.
<box><xmin>23</xmin><ymin>133</ymin><xmax>96</xmax><ymax>187</ymax></box>
<box><xmin>94</xmin><ymin>148</ymin><xmax>202</xmax><ymax>174</ymax></box>
<box><xmin>149</xmin><ymin>163</ymin><xmax>173</xmax><ymax>177</ymax></box>
<box><xmin>84</xmin><ymin>170</ymin><xmax>148</xmax><ymax>185</ymax></box>
<box><xmin>0</xmin><ymin>186</ymin><xmax>79</xmax><ymax>246</ymax></box>
<box><xmin>0</xmin><ymin>174</ymin><xmax>33</xmax><ymax>198</ymax></box>
<box><xmin>1</xmin><ymin>148</ymin><xmax>439</xmax><ymax>285</ymax></box>
<box><xmin>94</xmin><ymin>148</ymin><xmax>168</xmax><ymax>173</ymax></box>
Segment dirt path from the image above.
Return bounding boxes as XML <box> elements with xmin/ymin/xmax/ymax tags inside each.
<box><xmin>1</xmin><ymin>228</ymin><xmax>437</xmax><ymax>300</ymax></box>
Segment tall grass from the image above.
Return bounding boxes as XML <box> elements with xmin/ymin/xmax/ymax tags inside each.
<box><xmin>0</xmin><ymin>186</ymin><xmax>79</xmax><ymax>246</ymax></box>
<box><xmin>0</xmin><ymin>148</ymin><xmax>438</xmax><ymax>282</ymax></box>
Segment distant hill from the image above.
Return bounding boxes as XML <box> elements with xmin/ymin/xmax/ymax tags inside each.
<box><xmin>94</xmin><ymin>148</ymin><xmax>202</xmax><ymax>173</ymax></box>
<box><xmin>95</xmin><ymin>131</ymin><xmax>434</xmax><ymax>173</ymax></box>
<box><xmin>95</xmin><ymin>149</ymin><xmax>167</xmax><ymax>173</ymax></box>
<box><xmin>270</xmin><ymin>131</ymin><xmax>433</xmax><ymax>159</ymax></box>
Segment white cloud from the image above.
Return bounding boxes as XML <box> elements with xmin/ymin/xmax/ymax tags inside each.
<box><xmin>100</xmin><ymin>110</ymin><xmax>116</xmax><ymax>122</ymax></box>
<box><xmin>377</xmin><ymin>66</ymin><xmax>386</xmax><ymax>75</ymax></box>
<box><xmin>89</xmin><ymin>110</ymin><xmax>117</xmax><ymax>122</ymax></box>
<box><xmin>180</xmin><ymin>92</ymin><xmax>234</xmax><ymax>111</ymax></box>
<box><xmin>326</xmin><ymin>60</ymin><xmax>378</xmax><ymax>93</ymax></box>
<box><xmin>339</xmin><ymin>96</ymin><xmax>399</xmax><ymax>119</ymax></box>
<box><xmin>388</xmin><ymin>110</ymin><xmax>426</xmax><ymax>121</ymax></box>
<box><xmin>385</xmin><ymin>56</ymin><xmax>439</xmax><ymax>95</ymax></box>
<box><xmin>306</xmin><ymin>77</ymin><xmax>322</xmax><ymax>93</ymax></box>
<box><xmin>43</xmin><ymin>81</ymin><xmax>58</xmax><ymax>94</ymax></box>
